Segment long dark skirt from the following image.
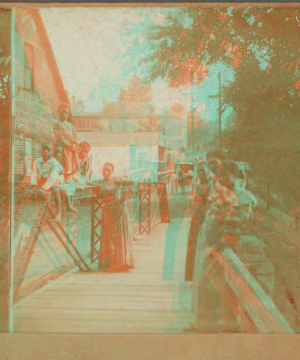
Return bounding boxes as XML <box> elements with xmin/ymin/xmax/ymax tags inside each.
<box><xmin>185</xmin><ymin>209</ymin><xmax>206</xmax><ymax>281</ymax></box>
<box><xmin>99</xmin><ymin>199</ymin><xmax>135</xmax><ymax>272</ymax></box>
<box><xmin>185</xmin><ymin>215</ymin><xmax>202</xmax><ymax>281</ymax></box>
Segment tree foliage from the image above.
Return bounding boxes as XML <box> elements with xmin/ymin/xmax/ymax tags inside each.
<box><xmin>0</xmin><ymin>9</ymin><xmax>11</xmax><ymax>119</ymax></box>
<box><xmin>143</xmin><ymin>6</ymin><xmax>300</xmax><ymax>209</ymax></box>
<box><xmin>120</xmin><ymin>75</ymin><xmax>152</xmax><ymax>102</ymax></box>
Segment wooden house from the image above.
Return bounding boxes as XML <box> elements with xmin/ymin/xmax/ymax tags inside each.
<box><xmin>11</xmin><ymin>8</ymin><xmax>70</xmax><ymax>183</ymax></box>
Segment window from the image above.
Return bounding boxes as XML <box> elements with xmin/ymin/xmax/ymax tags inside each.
<box><xmin>24</xmin><ymin>138</ymin><xmax>33</xmax><ymax>157</ymax></box>
<box><xmin>137</xmin><ymin>150</ymin><xmax>147</xmax><ymax>168</ymax></box>
<box><xmin>24</xmin><ymin>138</ymin><xmax>33</xmax><ymax>176</ymax></box>
<box><xmin>24</xmin><ymin>42</ymin><xmax>34</xmax><ymax>91</ymax></box>
<box><xmin>33</xmin><ymin>142</ymin><xmax>41</xmax><ymax>159</ymax></box>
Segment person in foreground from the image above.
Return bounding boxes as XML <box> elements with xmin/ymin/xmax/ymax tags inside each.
<box><xmin>184</xmin><ymin>160</ymin><xmax>210</xmax><ymax>282</ymax></box>
<box><xmin>192</xmin><ymin>158</ymin><xmax>242</xmax><ymax>333</ymax></box>
<box><xmin>98</xmin><ymin>162</ymin><xmax>135</xmax><ymax>272</ymax></box>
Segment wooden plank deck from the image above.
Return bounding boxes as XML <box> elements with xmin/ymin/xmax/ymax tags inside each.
<box><xmin>13</xmin><ymin>219</ymin><xmax>194</xmax><ymax>333</ymax></box>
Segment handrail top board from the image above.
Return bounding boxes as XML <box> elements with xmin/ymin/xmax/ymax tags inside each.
<box><xmin>210</xmin><ymin>247</ymin><xmax>294</xmax><ymax>334</ymax></box>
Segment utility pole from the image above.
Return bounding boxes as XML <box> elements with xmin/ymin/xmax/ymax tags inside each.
<box><xmin>190</xmin><ymin>67</ymin><xmax>195</xmax><ymax>154</ymax></box>
<box><xmin>209</xmin><ymin>71</ymin><xmax>224</xmax><ymax>149</ymax></box>
<box><xmin>218</xmin><ymin>72</ymin><xmax>222</xmax><ymax>149</ymax></box>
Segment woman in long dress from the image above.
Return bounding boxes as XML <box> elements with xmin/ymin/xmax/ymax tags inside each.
<box><xmin>98</xmin><ymin>162</ymin><xmax>135</xmax><ymax>272</ymax></box>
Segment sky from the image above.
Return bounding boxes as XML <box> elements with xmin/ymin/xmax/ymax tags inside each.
<box><xmin>41</xmin><ymin>7</ymin><xmax>235</xmax><ymax>123</ymax></box>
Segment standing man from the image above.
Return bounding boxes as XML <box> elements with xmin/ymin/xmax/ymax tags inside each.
<box><xmin>170</xmin><ymin>170</ymin><xmax>177</xmax><ymax>195</ymax></box>
<box><xmin>177</xmin><ymin>167</ymin><xmax>185</xmax><ymax>194</ymax></box>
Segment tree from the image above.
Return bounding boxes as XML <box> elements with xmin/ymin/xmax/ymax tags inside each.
<box><xmin>120</xmin><ymin>75</ymin><xmax>151</xmax><ymax>102</ymax></box>
<box><xmin>0</xmin><ymin>9</ymin><xmax>11</xmax><ymax>123</ymax></box>
<box><xmin>141</xmin><ymin>6</ymin><xmax>300</xmax><ymax>209</ymax></box>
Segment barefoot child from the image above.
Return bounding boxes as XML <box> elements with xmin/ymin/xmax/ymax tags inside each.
<box><xmin>67</xmin><ymin>141</ymin><xmax>92</xmax><ymax>189</ymax></box>
<box><xmin>53</xmin><ymin>141</ymin><xmax>77</xmax><ymax>213</ymax></box>
<box><xmin>36</xmin><ymin>143</ymin><xmax>64</xmax><ymax>221</ymax></box>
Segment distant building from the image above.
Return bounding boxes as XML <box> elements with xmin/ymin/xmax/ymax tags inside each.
<box><xmin>11</xmin><ymin>8</ymin><xmax>70</xmax><ymax>182</ymax></box>
<box><xmin>196</xmin><ymin>118</ymin><xmax>219</xmax><ymax>152</ymax></box>
<box><xmin>73</xmin><ymin>101</ymin><xmax>161</xmax><ymax>179</ymax></box>
<box><xmin>158</xmin><ymin>107</ymin><xmax>188</xmax><ymax>167</ymax></box>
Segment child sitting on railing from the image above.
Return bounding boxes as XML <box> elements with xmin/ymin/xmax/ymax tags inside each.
<box><xmin>54</xmin><ymin>141</ymin><xmax>92</xmax><ymax>211</ymax></box>
<box><xmin>66</xmin><ymin>141</ymin><xmax>92</xmax><ymax>189</ymax></box>
<box><xmin>35</xmin><ymin>143</ymin><xmax>65</xmax><ymax>221</ymax></box>
<box><xmin>53</xmin><ymin>141</ymin><xmax>77</xmax><ymax>214</ymax></box>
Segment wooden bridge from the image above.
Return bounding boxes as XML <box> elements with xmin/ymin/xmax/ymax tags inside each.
<box><xmin>13</xmin><ymin>219</ymin><xmax>194</xmax><ymax>333</ymax></box>
<box><xmin>11</xmin><ymin>183</ymin><xmax>299</xmax><ymax>334</ymax></box>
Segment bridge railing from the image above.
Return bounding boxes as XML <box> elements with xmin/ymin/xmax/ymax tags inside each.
<box><xmin>205</xmin><ymin>247</ymin><xmax>294</xmax><ymax>334</ymax></box>
<box><xmin>139</xmin><ymin>180</ymin><xmax>169</xmax><ymax>234</ymax></box>
<box><xmin>12</xmin><ymin>186</ymin><xmax>95</xmax><ymax>303</ymax></box>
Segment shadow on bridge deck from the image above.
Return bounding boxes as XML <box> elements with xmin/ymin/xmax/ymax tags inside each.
<box><xmin>13</xmin><ymin>220</ymin><xmax>194</xmax><ymax>333</ymax></box>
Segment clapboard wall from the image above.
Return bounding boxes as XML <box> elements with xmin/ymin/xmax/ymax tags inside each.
<box><xmin>12</xmin><ymin>8</ymin><xmax>69</xmax><ymax>180</ymax></box>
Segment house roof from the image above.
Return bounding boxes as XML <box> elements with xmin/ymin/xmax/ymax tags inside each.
<box><xmin>29</xmin><ymin>9</ymin><xmax>69</xmax><ymax>105</ymax></box>
<box><xmin>73</xmin><ymin>104</ymin><xmax>185</xmax><ymax>120</ymax></box>
<box><xmin>77</xmin><ymin>131</ymin><xmax>159</xmax><ymax>147</ymax></box>
<box><xmin>158</xmin><ymin>108</ymin><xmax>183</xmax><ymax>119</ymax></box>
<box><xmin>75</xmin><ymin>101</ymin><xmax>156</xmax><ymax>119</ymax></box>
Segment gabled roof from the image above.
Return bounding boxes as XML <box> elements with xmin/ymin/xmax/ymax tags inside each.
<box><xmin>77</xmin><ymin>131</ymin><xmax>159</xmax><ymax>147</ymax></box>
<box><xmin>22</xmin><ymin>9</ymin><xmax>69</xmax><ymax>105</ymax></box>
<box><xmin>158</xmin><ymin>108</ymin><xmax>182</xmax><ymax>119</ymax></box>
<box><xmin>100</xmin><ymin>101</ymin><xmax>155</xmax><ymax>118</ymax></box>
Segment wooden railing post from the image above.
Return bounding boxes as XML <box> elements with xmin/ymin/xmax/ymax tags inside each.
<box><xmin>90</xmin><ymin>197</ymin><xmax>95</xmax><ymax>263</ymax></box>
<box><xmin>210</xmin><ymin>247</ymin><xmax>294</xmax><ymax>334</ymax></box>
<box><xmin>139</xmin><ymin>180</ymin><xmax>151</xmax><ymax>235</ymax></box>
<box><xmin>147</xmin><ymin>180</ymin><xmax>151</xmax><ymax>234</ymax></box>
<box><xmin>138</xmin><ymin>182</ymin><xmax>142</xmax><ymax>234</ymax></box>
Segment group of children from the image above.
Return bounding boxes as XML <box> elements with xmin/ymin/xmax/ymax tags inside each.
<box><xmin>19</xmin><ymin>102</ymin><xmax>93</xmax><ymax>222</ymax></box>
<box><xmin>21</xmin><ymin>140</ymin><xmax>92</xmax><ymax>222</ymax></box>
